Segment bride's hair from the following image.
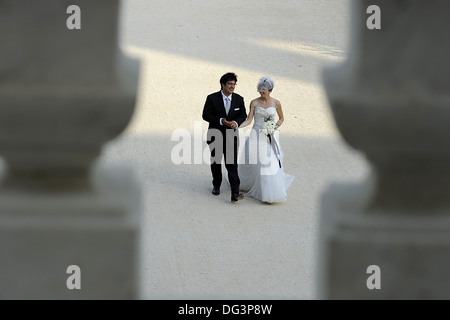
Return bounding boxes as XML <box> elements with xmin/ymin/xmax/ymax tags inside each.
<box><xmin>257</xmin><ymin>76</ymin><xmax>274</xmax><ymax>92</ymax></box>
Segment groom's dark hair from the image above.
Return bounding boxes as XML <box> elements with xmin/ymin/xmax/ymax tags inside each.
<box><xmin>220</xmin><ymin>72</ymin><xmax>238</xmax><ymax>87</ymax></box>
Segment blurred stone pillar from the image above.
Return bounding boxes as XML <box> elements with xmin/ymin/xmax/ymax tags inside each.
<box><xmin>0</xmin><ymin>0</ymin><xmax>140</xmax><ymax>299</ymax></box>
<box><xmin>320</xmin><ymin>0</ymin><xmax>450</xmax><ymax>299</ymax></box>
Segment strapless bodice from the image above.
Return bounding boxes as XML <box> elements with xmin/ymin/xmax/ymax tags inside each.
<box><xmin>253</xmin><ymin>106</ymin><xmax>276</xmax><ymax>130</ymax></box>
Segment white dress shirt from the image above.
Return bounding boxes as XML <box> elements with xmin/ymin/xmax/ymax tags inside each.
<box><xmin>220</xmin><ymin>91</ymin><xmax>238</xmax><ymax>128</ymax></box>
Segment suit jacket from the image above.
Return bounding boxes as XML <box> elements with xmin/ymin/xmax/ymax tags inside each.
<box><xmin>202</xmin><ymin>91</ymin><xmax>247</xmax><ymax>141</ymax></box>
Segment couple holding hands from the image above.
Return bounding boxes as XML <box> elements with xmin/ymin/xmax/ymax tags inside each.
<box><xmin>202</xmin><ymin>73</ymin><xmax>294</xmax><ymax>204</ymax></box>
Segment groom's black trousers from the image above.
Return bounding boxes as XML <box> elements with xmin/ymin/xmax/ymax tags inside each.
<box><xmin>209</xmin><ymin>129</ymin><xmax>240</xmax><ymax>195</ymax></box>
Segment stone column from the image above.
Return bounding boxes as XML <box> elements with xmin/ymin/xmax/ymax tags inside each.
<box><xmin>0</xmin><ymin>0</ymin><xmax>140</xmax><ymax>299</ymax></box>
<box><xmin>319</xmin><ymin>0</ymin><xmax>450</xmax><ymax>299</ymax></box>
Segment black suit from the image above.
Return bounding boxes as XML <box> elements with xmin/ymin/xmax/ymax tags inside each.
<box><xmin>202</xmin><ymin>91</ymin><xmax>247</xmax><ymax>194</ymax></box>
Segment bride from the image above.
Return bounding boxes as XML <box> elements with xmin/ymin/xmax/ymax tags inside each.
<box><xmin>238</xmin><ymin>76</ymin><xmax>294</xmax><ymax>203</ymax></box>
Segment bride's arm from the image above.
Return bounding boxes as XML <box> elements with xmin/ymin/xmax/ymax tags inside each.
<box><xmin>239</xmin><ymin>102</ymin><xmax>255</xmax><ymax>128</ymax></box>
<box><xmin>275</xmin><ymin>100</ymin><xmax>284</xmax><ymax>129</ymax></box>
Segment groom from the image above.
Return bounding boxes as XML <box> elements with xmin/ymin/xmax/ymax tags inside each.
<box><xmin>202</xmin><ymin>72</ymin><xmax>247</xmax><ymax>202</ymax></box>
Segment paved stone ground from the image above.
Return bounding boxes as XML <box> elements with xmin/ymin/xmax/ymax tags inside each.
<box><xmin>99</xmin><ymin>0</ymin><xmax>370</xmax><ymax>299</ymax></box>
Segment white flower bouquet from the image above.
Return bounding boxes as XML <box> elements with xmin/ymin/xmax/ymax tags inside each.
<box><xmin>263</xmin><ymin>117</ymin><xmax>277</xmax><ymax>136</ymax></box>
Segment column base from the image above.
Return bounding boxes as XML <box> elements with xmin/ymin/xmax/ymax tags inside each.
<box><xmin>0</xmin><ymin>166</ymin><xmax>140</xmax><ymax>299</ymax></box>
<box><xmin>319</xmin><ymin>181</ymin><xmax>450</xmax><ymax>300</ymax></box>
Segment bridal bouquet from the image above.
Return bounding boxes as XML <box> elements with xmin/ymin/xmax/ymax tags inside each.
<box><xmin>263</xmin><ymin>117</ymin><xmax>277</xmax><ymax>136</ymax></box>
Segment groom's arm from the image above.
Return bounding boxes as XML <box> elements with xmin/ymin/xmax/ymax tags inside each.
<box><xmin>234</xmin><ymin>97</ymin><xmax>247</xmax><ymax>127</ymax></box>
<box><xmin>202</xmin><ymin>94</ymin><xmax>222</xmax><ymax>126</ymax></box>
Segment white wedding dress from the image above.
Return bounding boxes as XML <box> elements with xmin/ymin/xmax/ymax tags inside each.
<box><xmin>238</xmin><ymin>106</ymin><xmax>294</xmax><ymax>203</ymax></box>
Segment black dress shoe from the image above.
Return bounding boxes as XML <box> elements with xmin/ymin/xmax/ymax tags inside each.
<box><xmin>231</xmin><ymin>193</ymin><xmax>244</xmax><ymax>202</ymax></box>
<box><xmin>212</xmin><ymin>187</ymin><xmax>220</xmax><ymax>196</ymax></box>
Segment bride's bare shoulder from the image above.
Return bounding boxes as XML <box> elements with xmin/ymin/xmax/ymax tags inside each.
<box><xmin>273</xmin><ymin>98</ymin><xmax>282</xmax><ymax>107</ymax></box>
<box><xmin>249</xmin><ymin>98</ymin><xmax>260</xmax><ymax>107</ymax></box>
